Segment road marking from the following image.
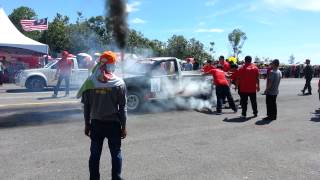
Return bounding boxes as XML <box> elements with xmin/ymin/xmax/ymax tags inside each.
<box><xmin>0</xmin><ymin>101</ymin><xmax>80</xmax><ymax>108</ymax></box>
<box><xmin>0</xmin><ymin>95</ymin><xmax>77</xmax><ymax>100</ymax></box>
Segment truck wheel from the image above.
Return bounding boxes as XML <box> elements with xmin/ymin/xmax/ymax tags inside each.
<box><xmin>26</xmin><ymin>77</ymin><xmax>46</xmax><ymax>91</ymax></box>
<box><xmin>127</xmin><ymin>91</ymin><xmax>143</xmax><ymax>111</ymax></box>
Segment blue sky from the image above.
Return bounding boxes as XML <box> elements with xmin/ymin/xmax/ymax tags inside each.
<box><xmin>1</xmin><ymin>0</ymin><xmax>320</xmax><ymax>64</ymax></box>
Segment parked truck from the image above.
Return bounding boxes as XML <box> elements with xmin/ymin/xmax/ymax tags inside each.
<box><xmin>15</xmin><ymin>57</ymin><xmax>89</xmax><ymax>91</ymax></box>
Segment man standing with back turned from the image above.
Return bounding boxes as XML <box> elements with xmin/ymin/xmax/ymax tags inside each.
<box><xmin>264</xmin><ymin>59</ymin><xmax>282</xmax><ymax>121</ymax></box>
<box><xmin>237</xmin><ymin>56</ymin><xmax>260</xmax><ymax>119</ymax></box>
<box><xmin>78</xmin><ymin>51</ymin><xmax>127</xmax><ymax>180</ymax></box>
<box><xmin>301</xmin><ymin>59</ymin><xmax>314</xmax><ymax>95</ymax></box>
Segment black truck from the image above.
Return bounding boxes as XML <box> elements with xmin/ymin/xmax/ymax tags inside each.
<box><xmin>117</xmin><ymin>57</ymin><xmax>214</xmax><ymax>111</ymax></box>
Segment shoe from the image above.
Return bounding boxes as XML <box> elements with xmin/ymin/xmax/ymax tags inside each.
<box><xmin>305</xmin><ymin>92</ymin><xmax>312</xmax><ymax>95</ymax></box>
<box><xmin>214</xmin><ymin>111</ymin><xmax>222</xmax><ymax>115</ymax></box>
<box><xmin>263</xmin><ymin>117</ymin><xmax>276</xmax><ymax>121</ymax></box>
<box><xmin>233</xmin><ymin>108</ymin><xmax>238</xmax><ymax>113</ymax></box>
<box><xmin>240</xmin><ymin>115</ymin><xmax>246</xmax><ymax>120</ymax></box>
<box><xmin>52</xmin><ymin>94</ymin><xmax>57</xmax><ymax>98</ymax></box>
<box><xmin>253</xmin><ymin>114</ymin><xmax>258</xmax><ymax>118</ymax></box>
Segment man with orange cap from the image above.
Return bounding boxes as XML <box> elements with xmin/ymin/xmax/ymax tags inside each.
<box><xmin>78</xmin><ymin>51</ymin><xmax>127</xmax><ymax>180</ymax></box>
<box><xmin>52</xmin><ymin>51</ymin><xmax>73</xmax><ymax>97</ymax></box>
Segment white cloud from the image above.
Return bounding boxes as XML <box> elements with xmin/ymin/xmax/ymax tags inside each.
<box><xmin>263</xmin><ymin>0</ymin><xmax>320</xmax><ymax>11</ymax></box>
<box><xmin>195</xmin><ymin>28</ymin><xmax>224</xmax><ymax>33</ymax></box>
<box><xmin>126</xmin><ymin>1</ymin><xmax>141</xmax><ymax>13</ymax></box>
<box><xmin>205</xmin><ymin>0</ymin><xmax>218</xmax><ymax>7</ymax></box>
<box><xmin>131</xmin><ymin>18</ymin><xmax>146</xmax><ymax>24</ymax></box>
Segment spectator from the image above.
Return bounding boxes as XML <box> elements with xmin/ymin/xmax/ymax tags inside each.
<box><xmin>219</xmin><ymin>55</ymin><xmax>230</xmax><ymax>72</ymax></box>
<box><xmin>264</xmin><ymin>59</ymin><xmax>282</xmax><ymax>121</ymax></box>
<box><xmin>301</xmin><ymin>59</ymin><xmax>314</xmax><ymax>95</ymax></box>
<box><xmin>184</xmin><ymin>58</ymin><xmax>193</xmax><ymax>71</ymax></box>
<box><xmin>52</xmin><ymin>51</ymin><xmax>73</xmax><ymax>97</ymax></box>
<box><xmin>0</xmin><ymin>57</ymin><xmax>5</xmax><ymax>86</ymax></box>
<box><xmin>237</xmin><ymin>56</ymin><xmax>260</xmax><ymax>119</ymax></box>
<box><xmin>79</xmin><ymin>51</ymin><xmax>127</xmax><ymax>180</ymax></box>
<box><xmin>201</xmin><ymin>60</ymin><xmax>216</xmax><ymax>73</ymax></box>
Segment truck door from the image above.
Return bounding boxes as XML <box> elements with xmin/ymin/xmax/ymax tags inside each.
<box><xmin>46</xmin><ymin>61</ymin><xmax>59</xmax><ymax>87</ymax></box>
<box><xmin>71</xmin><ymin>58</ymin><xmax>89</xmax><ymax>87</ymax></box>
<box><xmin>150</xmin><ymin>60</ymin><xmax>179</xmax><ymax>98</ymax></box>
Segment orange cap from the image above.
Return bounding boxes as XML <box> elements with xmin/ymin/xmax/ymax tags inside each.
<box><xmin>99</xmin><ymin>51</ymin><xmax>117</xmax><ymax>64</ymax></box>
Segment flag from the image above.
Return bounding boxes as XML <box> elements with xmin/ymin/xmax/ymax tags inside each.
<box><xmin>20</xmin><ymin>18</ymin><xmax>48</xmax><ymax>31</ymax></box>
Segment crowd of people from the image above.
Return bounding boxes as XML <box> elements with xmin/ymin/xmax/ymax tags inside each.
<box><xmin>201</xmin><ymin>55</ymin><xmax>317</xmax><ymax>121</ymax></box>
<box><xmin>0</xmin><ymin>57</ymin><xmax>27</xmax><ymax>84</ymax></box>
<box><xmin>260</xmin><ymin>64</ymin><xmax>320</xmax><ymax>79</ymax></box>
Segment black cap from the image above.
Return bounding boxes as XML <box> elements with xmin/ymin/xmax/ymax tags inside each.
<box><xmin>245</xmin><ymin>56</ymin><xmax>252</xmax><ymax>63</ymax></box>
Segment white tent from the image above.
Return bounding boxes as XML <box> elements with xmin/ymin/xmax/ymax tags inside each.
<box><xmin>0</xmin><ymin>7</ymin><xmax>48</xmax><ymax>54</ymax></box>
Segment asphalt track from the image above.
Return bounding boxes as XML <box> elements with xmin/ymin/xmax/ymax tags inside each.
<box><xmin>0</xmin><ymin>78</ymin><xmax>319</xmax><ymax>180</ymax></box>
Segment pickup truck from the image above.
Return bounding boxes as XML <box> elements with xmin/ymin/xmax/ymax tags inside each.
<box><xmin>15</xmin><ymin>57</ymin><xmax>89</xmax><ymax>91</ymax></box>
<box><xmin>120</xmin><ymin>57</ymin><xmax>214</xmax><ymax>111</ymax></box>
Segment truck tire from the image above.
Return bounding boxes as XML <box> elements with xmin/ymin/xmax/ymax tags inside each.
<box><xmin>26</xmin><ymin>76</ymin><xmax>46</xmax><ymax>91</ymax></box>
<box><xmin>127</xmin><ymin>91</ymin><xmax>143</xmax><ymax>112</ymax></box>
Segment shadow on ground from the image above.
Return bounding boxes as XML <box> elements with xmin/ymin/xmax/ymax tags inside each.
<box><xmin>255</xmin><ymin>118</ymin><xmax>275</xmax><ymax>125</ymax></box>
<box><xmin>223</xmin><ymin>116</ymin><xmax>255</xmax><ymax>123</ymax></box>
<box><xmin>6</xmin><ymin>87</ymin><xmax>79</xmax><ymax>93</ymax></box>
<box><xmin>6</xmin><ymin>88</ymin><xmax>54</xmax><ymax>93</ymax></box>
<box><xmin>0</xmin><ymin>108</ymin><xmax>82</xmax><ymax>129</ymax></box>
<box><xmin>310</xmin><ymin>109</ymin><xmax>320</xmax><ymax>122</ymax></box>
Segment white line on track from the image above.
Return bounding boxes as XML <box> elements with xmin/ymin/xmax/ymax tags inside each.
<box><xmin>0</xmin><ymin>101</ymin><xmax>80</xmax><ymax>108</ymax></box>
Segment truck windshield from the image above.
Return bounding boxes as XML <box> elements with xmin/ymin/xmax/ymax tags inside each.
<box><xmin>120</xmin><ymin>61</ymin><xmax>153</xmax><ymax>75</ymax></box>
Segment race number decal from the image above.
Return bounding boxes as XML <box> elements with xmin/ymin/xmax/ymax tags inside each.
<box><xmin>150</xmin><ymin>78</ymin><xmax>161</xmax><ymax>92</ymax></box>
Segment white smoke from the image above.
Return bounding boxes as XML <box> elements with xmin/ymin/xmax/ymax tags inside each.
<box><xmin>69</xmin><ymin>31</ymin><xmax>217</xmax><ymax>112</ymax></box>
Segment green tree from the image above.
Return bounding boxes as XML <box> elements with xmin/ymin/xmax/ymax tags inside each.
<box><xmin>41</xmin><ymin>13</ymin><xmax>70</xmax><ymax>55</ymax></box>
<box><xmin>228</xmin><ymin>29</ymin><xmax>247</xmax><ymax>58</ymax></box>
<box><xmin>288</xmin><ymin>54</ymin><xmax>295</xmax><ymax>64</ymax></box>
<box><xmin>68</xmin><ymin>12</ymin><xmax>105</xmax><ymax>53</ymax></box>
<box><xmin>148</xmin><ymin>40</ymin><xmax>166</xmax><ymax>56</ymax></box>
<box><xmin>166</xmin><ymin>35</ymin><xmax>189</xmax><ymax>59</ymax></box>
<box><xmin>209</xmin><ymin>41</ymin><xmax>215</xmax><ymax>58</ymax></box>
<box><xmin>186</xmin><ymin>38</ymin><xmax>205</xmax><ymax>60</ymax></box>
<box><xmin>87</xmin><ymin>16</ymin><xmax>113</xmax><ymax>45</ymax></box>
<box><xmin>8</xmin><ymin>6</ymin><xmax>41</xmax><ymax>40</ymax></box>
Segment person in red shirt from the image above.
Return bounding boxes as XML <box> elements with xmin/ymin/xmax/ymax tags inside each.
<box><xmin>201</xmin><ymin>60</ymin><xmax>216</xmax><ymax>73</ymax></box>
<box><xmin>237</xmin><ymin>56</ymin><xmax>260</xmax><ymax>119</ymax></box>
<box><xmin>219</xmin><ymin>56</ymin><xmax>230</xmax><ymax>72</ymax></box>
<box><xmin>207</xmin><ymin>64</ymin><xmax>237</xmax><ymax>114</ymax></box>
<box><xmin>52</xmin><ymin>51</ymin><xmax>73</xmax><ymax>97</ymax></box>
<box><xmin>229</xmin><ymin>64</ymin><xmax>239</xmax><ymax>86</ymax></box>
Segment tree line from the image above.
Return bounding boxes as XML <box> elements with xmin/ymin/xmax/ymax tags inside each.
<box><xmin>9</xmin><ymin>6</ymin><xmax>247</xmax><ymax>63</ymax></box>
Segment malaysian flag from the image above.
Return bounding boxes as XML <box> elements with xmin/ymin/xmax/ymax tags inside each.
<box><xmin>20</xmin><ymin>18</ymin><xmax>48</xmax><ymax>31</ymax></box>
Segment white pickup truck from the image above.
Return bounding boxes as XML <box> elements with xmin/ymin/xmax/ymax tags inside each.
<box><xmin>15</xmin><ymin>58</ymin><xmax>89</xmax><ymax>91</ymax></box>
